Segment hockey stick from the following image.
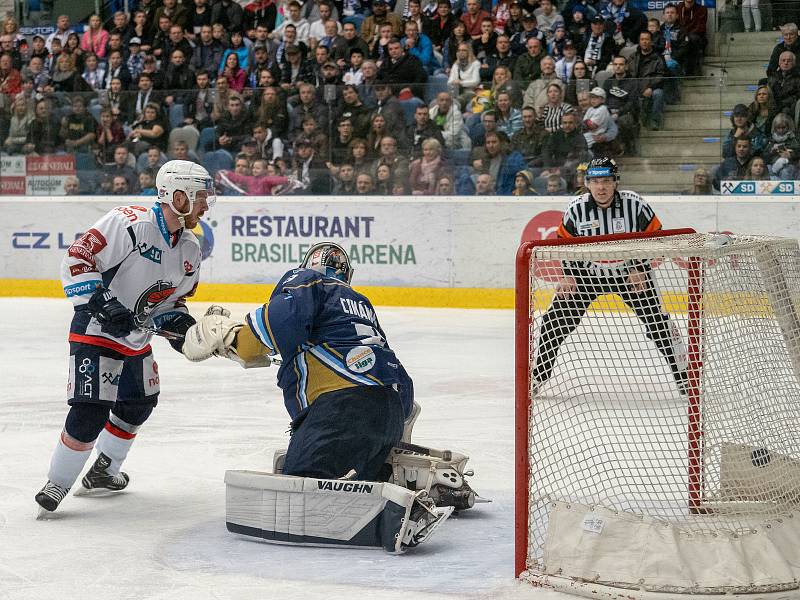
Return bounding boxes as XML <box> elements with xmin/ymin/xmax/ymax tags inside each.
<box><xmin>139</xmin><ymin>325</ymin><xmax>186</xmax><ymax>341</ymax></box>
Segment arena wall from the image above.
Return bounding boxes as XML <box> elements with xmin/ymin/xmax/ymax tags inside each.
<box><xmin>2</xmin><ymin>196</ymin><xmax>798</xmax><ymax>308</ymax></box>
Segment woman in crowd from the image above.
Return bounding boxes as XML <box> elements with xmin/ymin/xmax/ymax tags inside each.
<box><xmin>3</xmin><ymin>16</ymin><xmax>25</xmax><ymax>49</ymax></box>
<box><xmin>409</xmin><ymin>138</ymin><xmax>445</xmax><ymax>195</ymax></box>
<box><xmin>491</xmin><ymin>65</ymin><xmax>522</xmax><ymax>108</ymax></box>
<box><xmin>367</xmin><ymin>113</ymin><xmax>391</xmax><ymax>158</ymax></box>
<box><xmin>220</xmin><ymin>30</ymin><xmax>251</xmax><ymax>73</ymax></box>
<box><xmin>684</xmin><ymin>167</ymin><xmax>712</xmax><ymax>194</ymax></box>
<box><xmin>350</xmin><ymin>138</ymin><xmax>373</xmax><ymax>176</ymax></box>
<box><xmin>81</xmin><ymin>14</ymin><xmax>109</xmax><ymax>59</ymax></box>
<box><xmin>4</xmin><ymin>95</ymin><xmax>33</xmax><ymax>154</ymax></box>
<box><xmin>374</xmin><ymin>163</ymin><xmax>394</xmax><ymax>195</ymax></box>
<box><xmin>49</xmin><ymin>53</ymin><xmax>91</xmax><ymax>94</ymax></box>
<box><xmin>95</xmin><ymin>107</ymin><xmax>126</xmax><ymax>164</ymax></box>
<box><xmin>746</xmin><ymin>156</ymin><xmax>775</xmax><ymax>181</ymax></box>
<box><xmin>221</xmin><ymin>52</ymin><xmax>247</xmax><ymax>92</ymax></box>
<box><xmin>722</xmin><ymin>104</ymin><xmax>767</xmax><ymax>158</ymax></box>
<box><xmin>64</xmin><ymin>32</ymin><xmax>86</xmax><ymax>70</ymax></box>
<box><xmin>748</xmin><ymin>85</ymin><xmax>778</xmax><ymax>136</ymax></box>
<box><xmin>539</xmin><ymin>82</ymin><xmax>574</xmax><ymax>133</ymax></box>
<box><xmin>447</xmin><ymin>41</ymin><xmax>481</xmax><ymax>105</ymax></box>
<box><xmin>492</xmin><ymin>0</ymin><xmax>513</xmax><ymax>34</ymax></box>
<box><xmin>443</xmin><ymin>21</ymin><xmax>470</xmax><ymax>70</ymax></box>
<box><xmin>128</xmin><ymin>102</ymin><xmax>168</xmax><ymax>156</ymax></box>
<box><xmin>564</xmin><ymin>60</ymin><xmax>596</xmax><ymax>106</ymax></box>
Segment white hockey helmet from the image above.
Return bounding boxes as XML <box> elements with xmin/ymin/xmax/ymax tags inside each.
<box><xmin>156</xmin><ymin>160</ymin><xmax>216</xmax><ymax>226</ymax></box>
<box><xmin>300</xmin><ymin>242</ymin><xmax>354</xmax><ymax>284</ymax></box>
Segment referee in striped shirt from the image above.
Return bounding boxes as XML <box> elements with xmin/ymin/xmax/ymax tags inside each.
<box><xmin>533</xmin><ymin>157</ymin><xmax>688</xmax><ymax>395</ymax></box>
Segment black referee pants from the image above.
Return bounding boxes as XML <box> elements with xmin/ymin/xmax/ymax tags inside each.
<box><xmin>533</xmin><ymin>271</ymin><xmax>684</xmax><ymax>385</ymax></box>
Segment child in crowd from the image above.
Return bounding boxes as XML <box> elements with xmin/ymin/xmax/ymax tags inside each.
<box><xmin>581</xmin><ymin>87</ymin><xmax>616</xmax><ymax>152</ymax></box>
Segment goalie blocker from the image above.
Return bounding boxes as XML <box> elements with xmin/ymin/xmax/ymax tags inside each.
<box><xmin>225</xmin><ymin>470</ymin><xmax>452</xmax><ymax>553</ymax></box>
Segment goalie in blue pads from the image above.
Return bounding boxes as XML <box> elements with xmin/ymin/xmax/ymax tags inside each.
<box><xmin>183</xmin><ymin>242</ymin><xmax>452</xmax><ymax>551</ymax></box>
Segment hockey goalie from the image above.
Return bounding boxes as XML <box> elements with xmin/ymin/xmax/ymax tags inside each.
<box><xmin>183</xmin><ymin>242</ymin><xmax>483</xmax><ymax>553</ymax></box>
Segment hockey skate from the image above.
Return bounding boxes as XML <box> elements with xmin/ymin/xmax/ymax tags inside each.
<box><xmin>400</xmin><ymin>491</ymin><xmax>454</xmax><ymax>551</ymax></box>
<box><xmin>35</xmin><ymin>481</ymin><xmax>70</xmax><ymax>518</ymax></box>
<box><xmin>73</xmin><ymin>453</ymin><xmax>129</xmax><ymax>497</ymax></box>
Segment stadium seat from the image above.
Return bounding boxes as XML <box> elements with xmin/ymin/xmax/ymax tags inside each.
<box><xmin>168</xmin><ymin>126</ymin><xmax>200</xmax><ymax>153</ymax></box>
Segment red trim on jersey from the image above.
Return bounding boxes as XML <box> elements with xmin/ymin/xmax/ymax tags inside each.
<box><xmin>104</xmin><ymin>421</ymin><xmax>136</xmax><ymax>440</ymax></box>
<box><xmin>68</xmin><ymin>333</ymin><xmax>152</xmax><ymax>356</ymax></box>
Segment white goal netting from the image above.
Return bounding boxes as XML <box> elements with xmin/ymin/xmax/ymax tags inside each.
<box><xmin>519</xmin><ymin>232</ymin><xmax>800</xmax><ymax>599</ymax></box>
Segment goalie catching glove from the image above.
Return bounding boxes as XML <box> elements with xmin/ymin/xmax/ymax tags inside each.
<box><xmin>183</xmin><ymin>305</ymin><xmax>272</xmax><ymax>368</ymax></box>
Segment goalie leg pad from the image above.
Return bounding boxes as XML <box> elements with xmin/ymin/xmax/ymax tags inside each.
<box><xmin>224</xmin><ymin>470</ymin><xmax>452</xmax><ymax>553</ymax></box>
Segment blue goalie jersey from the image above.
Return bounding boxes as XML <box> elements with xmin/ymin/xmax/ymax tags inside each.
<box><xmin>245</xmin><ymin>268</ymin><xmax>414</xmax><ymax>420</ymax></box>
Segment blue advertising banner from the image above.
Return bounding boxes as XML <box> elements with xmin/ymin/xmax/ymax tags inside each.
<box><xmin>629</xmin><ymin>0</ymin><xmax>715</xmax><ymax>9</ymax></box>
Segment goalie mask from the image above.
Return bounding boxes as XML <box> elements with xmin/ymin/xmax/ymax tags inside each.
<box><xmin>301</xmin><ymin>242</ymin><xmax>354</xmax><ymax>284</ymax></box>
<box><xmin>156</xmin><ymin>160</ymin><xmax>216</xmax><ymax>227</ymax></box>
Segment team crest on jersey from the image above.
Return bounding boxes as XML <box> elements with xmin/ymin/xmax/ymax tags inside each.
<box><xmin>134</xmin><ymin>280</ymin><xmax>176</xmax><ymax>320</ymax></box>
<box><xmin>137</xmin><ymin>242</ymin><xmax>163</xmax><ymax>264</ymax></box>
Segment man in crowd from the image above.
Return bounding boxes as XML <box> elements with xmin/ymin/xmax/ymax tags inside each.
<box><xmin>628</xmin><ymin>30</ymin><xmax>666</xmax><ymax>130</ymax></box>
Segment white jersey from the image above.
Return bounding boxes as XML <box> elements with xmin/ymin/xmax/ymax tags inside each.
<box><xmin>61</xmin><ymin>204</ymin><xmax>201</xmax><ymax>352</ymax></box>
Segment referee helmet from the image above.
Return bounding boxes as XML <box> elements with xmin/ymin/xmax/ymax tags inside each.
<box><xmin>585</xmin><ymin>157</ymin><xmax>620</xmax><ymax>182</ymax></box>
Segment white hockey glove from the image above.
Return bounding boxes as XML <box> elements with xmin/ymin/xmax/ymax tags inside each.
<box><xmin>205</xmin><ymin>304</ymin><xmax>231</xmax><ymax>317</ymax></box>
<box><xmin>182</xmin><ymin>313</ymin><xmax>243</xmax><ymax>362</ymax></box>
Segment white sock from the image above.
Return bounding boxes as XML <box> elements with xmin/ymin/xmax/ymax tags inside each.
<box><xmin>742</xmin><ymin>6</ymin><xmax>752</xmax><ymax>30</ymax></box>
<box><xmin>95</xmin><ymin>415</ymin><xmax>139</xmax><ymax>475</ymax></box>
<box><xmin>47</xmin><ymin>431</ymin><xmax>94</xmax><ymax>489</ymax></box>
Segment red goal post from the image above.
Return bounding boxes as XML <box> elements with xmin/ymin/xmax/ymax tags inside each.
<box><xmin>514</xmin><ymin>228</ymin><xmax>800</xmax><ymax>599</ymax></box>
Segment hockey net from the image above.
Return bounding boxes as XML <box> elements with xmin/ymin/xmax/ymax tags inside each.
<box><xmin>515</xmin><ymin>229</ymin><xmax>800</xmax><ymax>599</ymax></box>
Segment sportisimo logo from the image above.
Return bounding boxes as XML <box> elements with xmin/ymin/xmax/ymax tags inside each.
<box><xmin>64</xmin><ymin>281</ymin><xmax>100</xmax><ymax>297</ymax></box>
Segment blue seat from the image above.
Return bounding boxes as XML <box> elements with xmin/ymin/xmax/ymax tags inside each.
<box><xmin>169</xmin><ymin>103</ymin><xmax>186</xmax><ymax>130</ymax></box>
<box><xmin>399</xmin><ymin>96</ymin><xmax>425</xmax><ymax>126</ymax></box>
<box><xmin>202</xmin><ymin>150</ymin><xmax>234</xmax><ymax>175</ymax></box>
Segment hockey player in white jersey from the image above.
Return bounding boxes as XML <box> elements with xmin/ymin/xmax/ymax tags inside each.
<box><xmin>35</xmin><ymin>160</ymin><xmax>215</xmax><ymax>515</ymax></box>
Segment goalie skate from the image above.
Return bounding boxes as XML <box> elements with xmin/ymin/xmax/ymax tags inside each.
<box><xmin>402</xmin><ymin>491</ymin><xmax>454</xmax><ymax>549</ymax></box>
<box><xmin>73</xmin><ymin>453</ymin><xmax>129</xmax><ymax>497</ymax></box>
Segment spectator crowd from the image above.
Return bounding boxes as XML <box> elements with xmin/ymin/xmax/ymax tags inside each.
<box><xmin>713</xmin><ymin>20</ymin><xmax>800</xmax><ymax>191</ymax></box>
<box><xmin>0</xmin><ymin>0</ymin><xmax>782</xmax><ymax>195</ymax></box>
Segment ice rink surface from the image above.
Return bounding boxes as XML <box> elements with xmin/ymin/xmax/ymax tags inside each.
<box><xmin>0</xmin><ymin>298</ymin><xmax>559</xmax><ymax>600</ymax></box>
